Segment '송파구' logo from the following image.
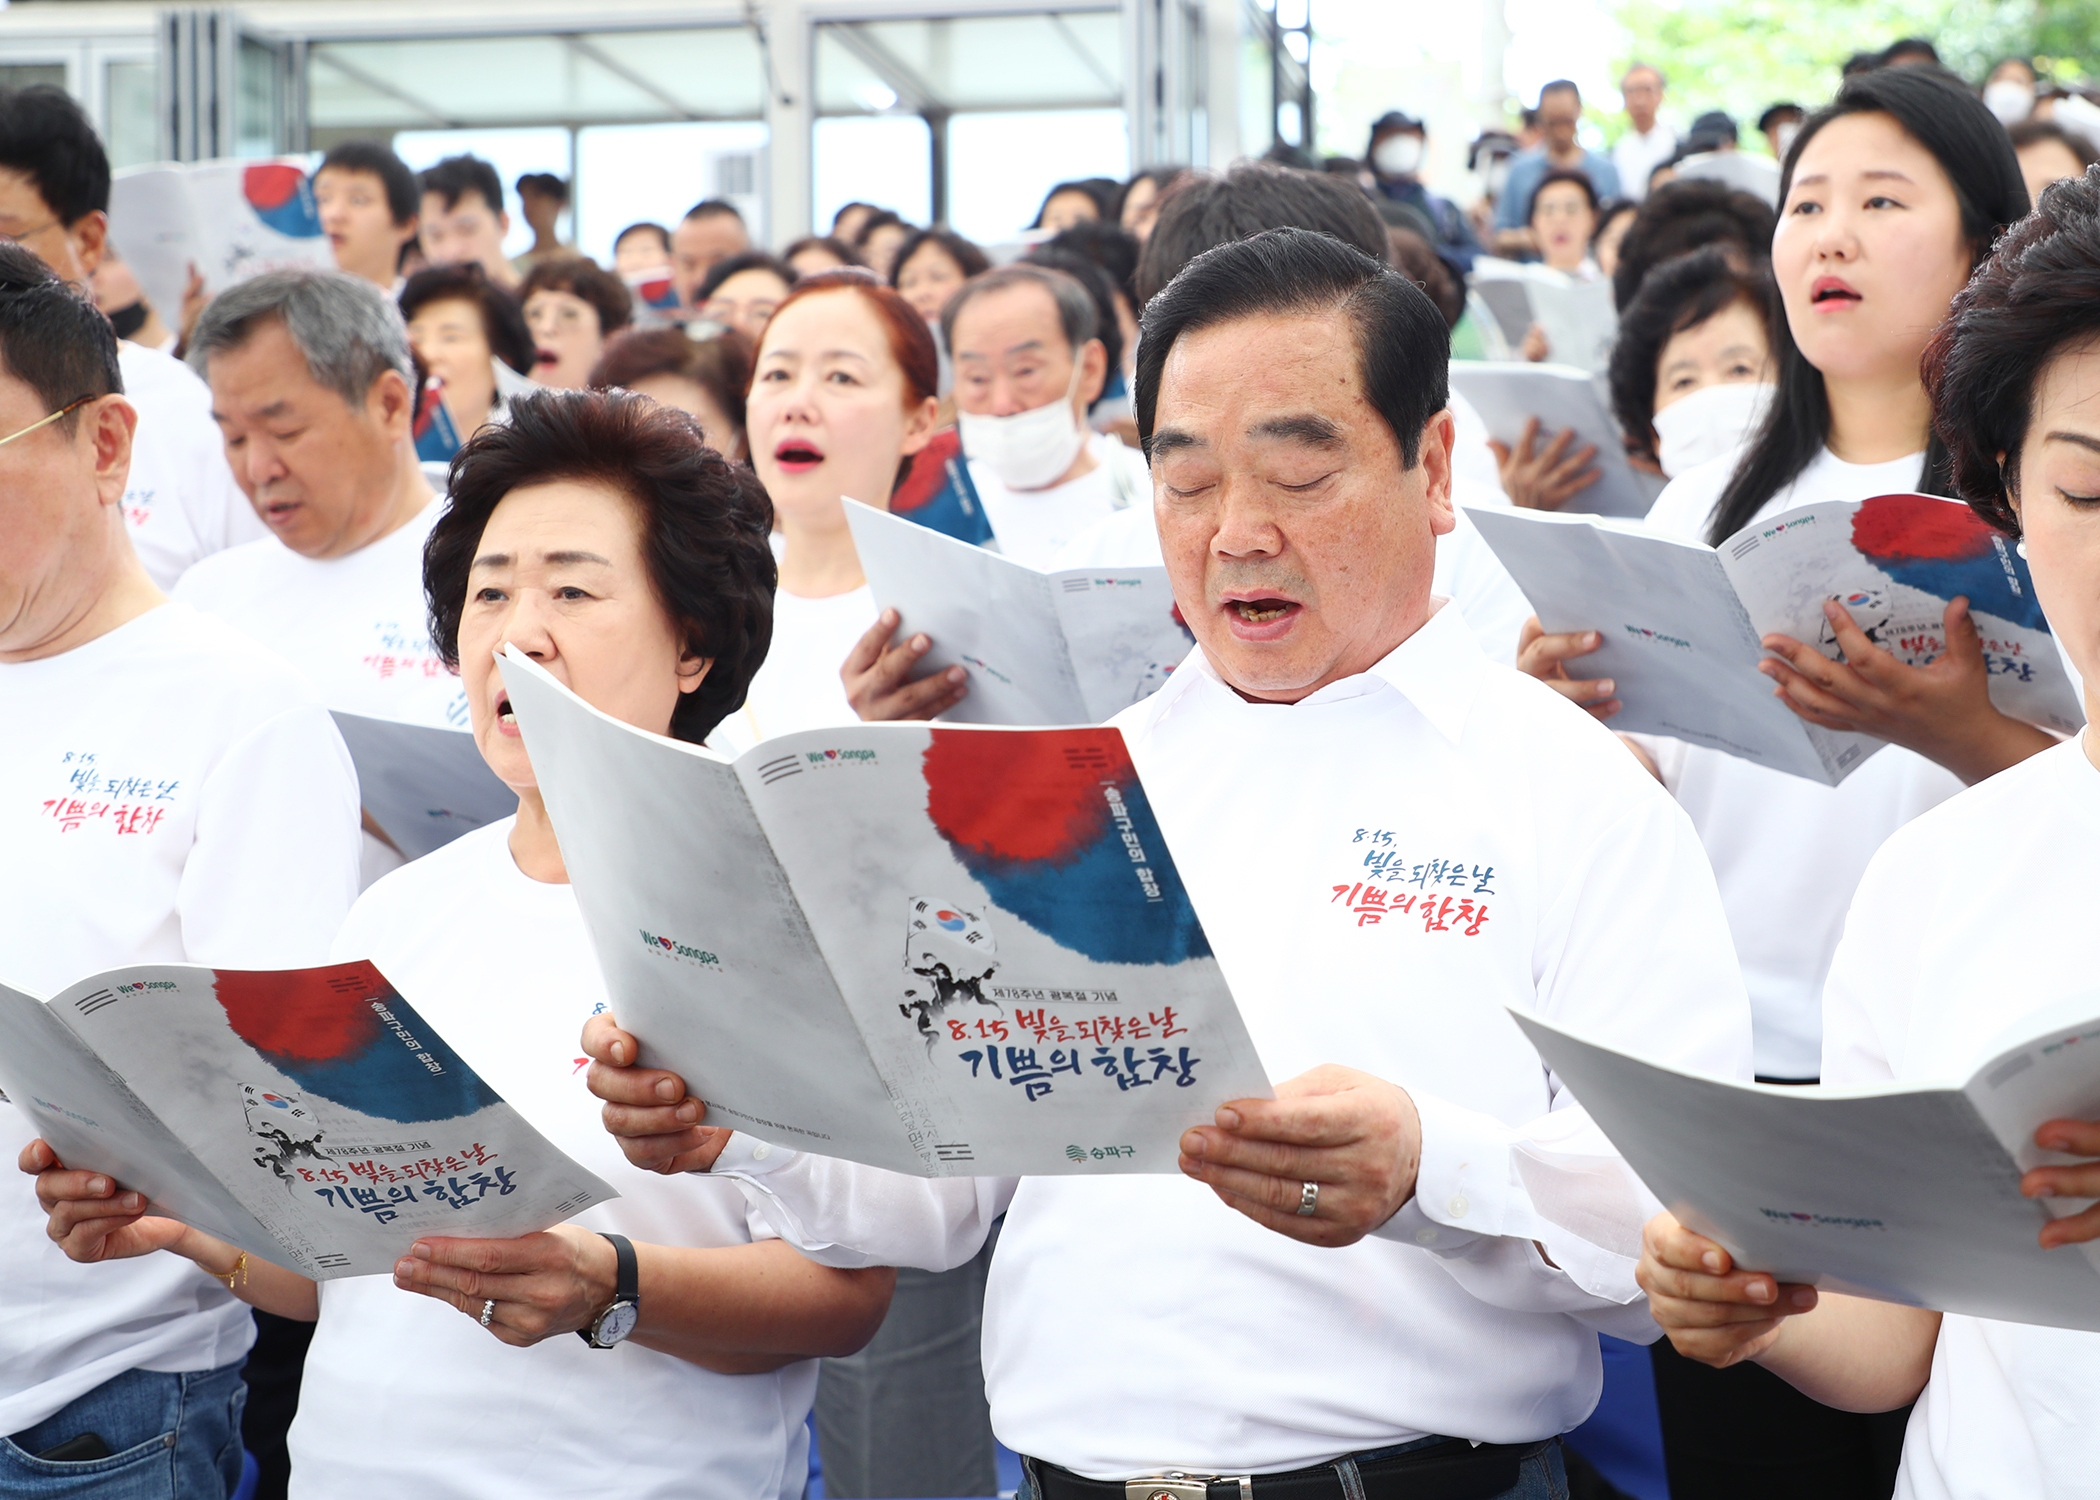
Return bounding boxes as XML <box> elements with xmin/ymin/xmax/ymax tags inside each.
<box><xmin>639</xmin><ymin>929</ymin><xmax>722</xmax><ymax>969</ymax></box>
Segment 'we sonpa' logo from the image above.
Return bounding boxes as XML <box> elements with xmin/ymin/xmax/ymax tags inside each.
<box><xmin>638</xmin><ymin>929</ymin><xmax>722</xmax><ymax>969</ymax></box>
<box><xmin>805</xmin><ymin>748</ymin><xmax>877</xmax><ymax>766</ymax></box>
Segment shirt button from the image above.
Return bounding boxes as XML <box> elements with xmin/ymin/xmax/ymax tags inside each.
<box><xmin>1414</xmin><ymin>1227</ymin><xmax>1439</xmax><ymax>1245</ymax></box>
<box><xmin>1447</xmin><ymin>1194</ymin><xmax>1469</xmax><ymax>1220</ymax></box>
<box><xmin>750</xmin><ymin>1143</ymin><xmax>772</xmax><ymax>1162</ymax></box>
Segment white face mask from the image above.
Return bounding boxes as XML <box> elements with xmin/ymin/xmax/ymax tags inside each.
<box><xmin>957</xmin><ymin>359</ymin><xmax>1087</xmax><ymax>490</ymax></box>
<box><xmin>1652</xmin><ymin>380</ymin><xmax>1775</xmax><ymax>479</ymax></box>
<box><xmin>1373</xmin><ymin>135</ymin><xmax>1424</xmax><ymax>177</ymax></box>
<box><xmin>1983</xmin><ymin>79</ymin><xmax>2035</xmax><ymax>126</ymax></box>
<box><xmin>1483</xmin><ymin>157</ymin><xmax>1512</xmax><ymax>196</ymax></box>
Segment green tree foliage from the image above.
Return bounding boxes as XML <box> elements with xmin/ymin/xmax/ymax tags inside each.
<box><xmin>1607</xmin><ymin>0</ymin><xmax>2100</xmax><ymax>142</ymax></box>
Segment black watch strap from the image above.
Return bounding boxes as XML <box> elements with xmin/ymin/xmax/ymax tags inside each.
<box><xmin>575</xmin><ymin>1233</ymin><xmax>639</xmax><ymax>1345</ymax></box>
<box><xmin>603</xmin><ymin>1232</ymin><xmax>638</xmax><ymax>1303</ymax></box>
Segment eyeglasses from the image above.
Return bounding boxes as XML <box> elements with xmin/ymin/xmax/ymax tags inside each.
<box><xmin>0</xmin><ymin>218</ymin><xmax>60</xmax><ymax>246</ymax></box>
<box><xmin>0</xmin><ymin>394</ymin><xmax>94</xmax><ymax>448</ymax></box>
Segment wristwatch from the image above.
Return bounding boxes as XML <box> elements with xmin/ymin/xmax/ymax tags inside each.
<box><xmin>578</xmin><ymin>1232</ymin><xmax>640</xmax><ymax>1349</ymax></box>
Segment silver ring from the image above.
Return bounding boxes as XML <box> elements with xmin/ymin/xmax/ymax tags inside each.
<box><xmin>478</xmin><ymin>1299</ymin><xmax>496</xmax><ymax>1327</ymax></box>
<box><xmin>1296</xmin><ymin>1181</ymin><xmax>1319</xmax><ymax>1217</ymax></box>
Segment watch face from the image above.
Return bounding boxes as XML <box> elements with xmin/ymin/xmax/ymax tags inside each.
<box><xmin>594</xmin><ymin>1300</ymin><xmax>640</xmax><ymax>1347</ymax></box>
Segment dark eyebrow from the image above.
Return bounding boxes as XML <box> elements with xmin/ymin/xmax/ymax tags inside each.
<box><xmin>468</xmin><ymin>550</ymin><xmax>613</xmax><ymax>571</ymax></box>
<box><xmin>1146</xmin><ymin>427</ymin><xmax>1203</xmax><ymax>459</ymax></box>
<box><xmin>1251</xmin><ymin>415</ymin><xmax>1345</xmax><ymax>448</ymax></box>
<box><xmin>2042</xmin><ymin>431</ymin><xmax>2100</xmax><ymax>456</ymax></box>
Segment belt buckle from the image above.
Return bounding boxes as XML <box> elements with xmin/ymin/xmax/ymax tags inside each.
<box><xmin>1125</xmin><ymin>1475</ymin><xmax>1252</xmax><ymax>1500</ymax></box>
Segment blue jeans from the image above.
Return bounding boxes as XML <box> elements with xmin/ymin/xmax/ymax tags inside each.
<box><xmin>0</xmin><ymin>1363</ymin><xmax>247</xmax><ymax>1498</ymax></box>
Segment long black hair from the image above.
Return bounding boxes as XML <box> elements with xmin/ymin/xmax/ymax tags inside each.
<box><xmin>1704</xmin><ymin>66</ymin><xmax>2029</xmax><ymax>545</ymax></box>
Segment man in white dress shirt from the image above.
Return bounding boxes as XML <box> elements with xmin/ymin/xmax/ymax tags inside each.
<box><xmin>0</xmin><ymin>85</ymin><xmax>262</xmax><ymax>590</ymax></box>
<box><xmin>948</xmin><ymin>262</ymin><xmax>1152</xmax><ymax>568</ymax></box>
<box><xmin>0</xmin><ymin>245</ymin><xmax>360</xmax><ymax>1498</ymax></box>
<box><xmin>587</xmin><ymin>229</ymin><xmax>1752</xmax><ymax>1499</ymax></box>
<box><xmin>1611</xmin><ymin>66</ymin><xmax>1678</xmax><ymax>203</ymax></box>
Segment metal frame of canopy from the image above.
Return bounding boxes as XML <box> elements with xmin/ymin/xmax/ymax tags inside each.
<box><xmin>0</xmin><ymin>0</ymin><xmax>1313</xmax><ymax>240</ymax></box>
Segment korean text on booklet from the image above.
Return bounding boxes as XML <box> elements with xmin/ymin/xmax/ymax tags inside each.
<box><xmin>1514</xmin><ymin>995</ymin><xmax>2100</xmax><ymax>1334</ymax></box>
<box><xmin>1468</xmin><ymin>493</ymin><xmax>2082</xmax><ymax>785</ymax></box>
<box><xmin>0</xmin><ymin>961</ymin><xmax>614</xmax><ymax>1280</ymax></box>
<box><xmin>1447</xmin><ymin>362</ymin><xmax>1664</xmax><ymax>519</ymax></box>
<box><xmin>332</xmin><ymin>711</ymin><xmax>516</xmax><ymax>862</ymax></box>
<box><xmin>842</xmin><ymin>499</ymin><xmax>1195</xmax><ymax>727</ymax></box>
<box><xmin>500</xmin><ymin>647</ymin><xmax>1270</xmax><ymax>1178</ymax></box>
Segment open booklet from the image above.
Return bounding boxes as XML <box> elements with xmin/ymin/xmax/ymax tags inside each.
<box><xmin>331</xmin><ymin>712</ymin><xmax>516</xmax><ymax>861</ymax></box>
<box><xmin>1514</xmin><ymin>996</ymin><xmax>2100</xmax><ymax>1333</ymax></box>
<box><xmin>0</xmin><ymin>961</ymin><xmax>614</xmax><ymax>1280</ymax></box>
<box><xmin>109</xmin><ymin>160</ymin><xmax>335</xmax><ymax>337</ymax></box>
<box><xmin>500</xmin><ymin>648</ymin><xmax>1269</xmax><ymax>1178</ymax></box>
<box><xmin>1467</xmin><ymin>492</ymin><xmax>2083</xmax><ymax>784</ymax></box>
<box><xmin>1467</xmin><ymin>260</ymin><xmax>1620</xmax><ymax>375</ymax></box>
<box><xmin>1448</xmin><ymin>361</ymin><xmax>1666</xmax><ymax>519</ymax></box>
<box><xmin>842</xmin><ymin>499</ymin><xmax>1194</xmax><ymax>726</ymax></box>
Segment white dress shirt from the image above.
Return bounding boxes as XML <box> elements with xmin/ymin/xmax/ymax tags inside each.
<box><xmin>1822</xmin><ymin>736</ymin><xmax>2100</xmax><ymax>1500</ymax></box>
<box><xmin>708</xmin><ymin>599</ymin><xmax>1751</xmax><ymax>1476</ymax></box>
<box><xmin>1612</xmin><ymin>123</ymin><xmax>1679</xmax><ymax>202</ymax></box>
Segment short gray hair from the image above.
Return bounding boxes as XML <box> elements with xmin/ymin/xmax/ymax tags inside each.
<box><xmin>939</xmin><ymin>262</ymin><xmax>1098</xmax><ymax>361</ymax></box>
<box><xmin>186</xmin><ymin>267</ymin><xmax>415</xmax><ymax>409</ymax></box>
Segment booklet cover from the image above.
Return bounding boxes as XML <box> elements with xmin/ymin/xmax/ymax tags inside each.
<box><xmin>1448</xmin><ymin>361</ymin><xmax>1666</xmax><ymax>519</ymax></box>
<box><xmin>109</xmin><ymin>160</ymin><xmax>336</xmax><ymax>334</ymax></box>
<box><xmin>331</xmin><ymin>711</ymin><xmax>515</xmax><ymax>861</ymax></box>
<box><xmin>501</xmin><ymin>647</ymin><xmax>1271</xmax><ymax>1177</ymax></box>
<box><xmin>843</xmin><ymin>499</ymin><xmax>1194</xmax><ymax>726</ymax></box>
<box><xmin>0</xmin><ymin>961</ymin><xmax>614</xmax><ymax>1279</ymax></box>
<box><xmin>1517</xmin><ymin>995</ymin><xmax>2100</xmax><ymax>1333</ymax></box>
<box><xmin>1467</xmin><ymin>492</ymin><xmax>2083</xmax><ymax>784</ymax></box>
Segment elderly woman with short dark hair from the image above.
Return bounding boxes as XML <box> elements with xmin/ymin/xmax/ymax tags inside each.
<box><xmin>28</xmin><ymin>388</ymin><xmax>894</xmax><ymax>1500</ymax></box>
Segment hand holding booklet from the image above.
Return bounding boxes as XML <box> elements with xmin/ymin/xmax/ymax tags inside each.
<box><xmin>1447</xmin><ymin>361</ymin><xmax>1664</xmax><ymax>519</ymax></box>
<box><xmin>0</xmin><ymin>961</ymin><xmax>614</xmax><ymax>1279</ymax></box>
<box><xmin>1467</xmin><ymin>492</ymin><xmax>2082</xmax><ymax>784</ymax></box>
<box><xmin>500</xmin><ymin>648</ymin><xmax>1269</xmax><ymax>1177</ymax></box>
<box><xmin>842</xmin><ymin>499</ymin><xmax>1194</xmax><ymax>726</ymax></box>
<box><xmin>1514</xmin><ymin>995</ymin><xmax>2100</xmax><ymax>1333</ymax></box>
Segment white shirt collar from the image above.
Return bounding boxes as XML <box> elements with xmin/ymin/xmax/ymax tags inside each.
<box><xmin>1164</xmin><ymin>595</ymin><xmax>1485</xmax><ymax>744</ymax></box>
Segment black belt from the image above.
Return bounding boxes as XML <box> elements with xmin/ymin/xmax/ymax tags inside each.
<box><xmin>1026</xmin><ymin>1439</ymin><xmax>1556</xmax><ymax>1500</ymax></box>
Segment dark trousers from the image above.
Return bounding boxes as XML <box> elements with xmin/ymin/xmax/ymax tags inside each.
<box><xmin>814</xmin><ymin>1232</ymin><xmax>999</xmax><ymax>1499</ymax></box>
<box><xmin>1649</xmin><ymin>1337</ymin><xmax>1909</xmax><ymax>1499</ymax></box>
<box><xmin>240</xmin><ymin>1312</ymin><xmax>313</xmax><ymax>1500</ymax></box>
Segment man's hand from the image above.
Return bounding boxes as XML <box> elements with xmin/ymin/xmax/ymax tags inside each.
<box><xmin>2025</xmin><ymin>1118</ymin><xmax>2100</xmax><ymax>1249</ymax></box>
<box><xmin>393</xmin><ymin>1223</ymin><xmax>618</xmax><ymax>1347</ymax></box>
<box><xmin>1758</xmin><ymin>596</ymin><xmax>2055</xmax><ymax>785</ymax></box>
<box><xmin>1516</xmin><ymin>616</ymin><xmax>1621</xmax><ymax>719</ymax></box>
<box><xmin>1177</xmin><ymin>1065</ymin><xmax>1421</xmax><ymax>1248</ymax></box>
<box><xmin>843</xmin><ymin>609</ymin><xmax>968</xmax><ymax>722</ymax></box>
<box><xmin>581</xmin><ymin>1013</ymin><xmax>730</xmax><ymax>1175</ymax></box>
<box><xmin>1490</xmin><ymin>418</ymin><xmax>1600</xmax><ymax>511</ymax></box>
<box><xmin>1637</xmin><ymin>1211</ymin><xmax>1817</xmax><ymax>1367</ymax></box>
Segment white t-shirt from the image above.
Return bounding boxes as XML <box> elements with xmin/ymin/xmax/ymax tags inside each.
<box><xmin>1050</xmin><ymin>482</ymin><xmax>1533</xmax><ymax>667</ymax></box>
<box><xmin>726</xmin><ymin>583</ymin><xmax>875</xmax><ymax>746</ymax></box>
<box><xmin>1822</xmin><ymin>736</ymin><xmax>2100</xmax><ymax>1500</ymax></box>
<box><xmin>1613</xmin><ymin>122</ymin><xmax>1679</xmax><ymax>202</ymax></box>
<box><xmin>118</xmin><ymin>341</ymin><xmax>266</xmax><ymax>591</ymax></box>
<box><xmin>716</xmin><ymin>601</ymin><xmax>1751</xmax><ymax>1475</ymax></box>
<box><xmin>0</xmin><ymin>602</ymin><xmax>360</xmax><ymax>1434</ymax></box>
<box><xmin>171</xmin><ymin>496</ymin><xmax>467</xmax><ymax>731</ymax></box>
<box><xmin>1640</xmin><ymin>446</ymin><xmax>1964</xmax><ymax>1077</ymax></box>
<box><xmin>292</xmin><ymin>820</ymin><xmax>814</xmax><ymax>1500</ymax></box>
<box><xmin>968</xmin><ymin>430</ymin><xmax>1151</xmax><ymax>569</ymax></box>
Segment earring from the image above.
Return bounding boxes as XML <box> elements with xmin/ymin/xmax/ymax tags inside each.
<box><xmin>2016</xmin><ymin>538</ymin><xmax>2029</xmax><ymax>560</ymax></box>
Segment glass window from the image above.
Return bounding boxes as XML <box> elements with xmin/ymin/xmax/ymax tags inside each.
<box><xmin>105</xmin><ymin>60</ymin><xmax>157</xmax><ymax>168</ymax></box>
<box><xmin>946</xmin><ymin>108</ymin><xmax>1128</xmax><ymax>244</ymax></box>
<box><xmin>814</xmin><ymin>116</ymin><xmax>932</xmax><ymax>234</ymax></box>
<box><xmin>574</xmin><ymin>120</ymin><xmax>769</xmax><ymax>263</ymax></box>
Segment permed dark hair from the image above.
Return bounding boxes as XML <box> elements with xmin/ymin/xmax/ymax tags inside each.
<box><xmin>1134</xmin><ymin>163</ymin><xmax>1387</xmax><ymax>305</ymax></box>
<box><xmin>425</xmin><ymin>388</ymin><xmax>777</xmax><ymax>741</ymax></box>
<box><xmin>589</xmin><ymin>325</ymin><xmax>754</xmax><ymax>441</ymax></box>
<box><xmin>0</xmin><ymin>85</ymin><xmax>109</xmax><ymax>223</ymax></box>
<box><xmin>1923</xmin><ymin>164</ymin><xmax>2100</xmax><ymax>536</ymax></box>
<box><xmin>399</xmin><ymin>263</ymin><xmax>536</xmax><ymax>375</ymax></box>
<box><xmin>890</xmin><ymin>228</ymin><xmax>991</xmax><ymax>292</ymax></box>
<box><xmin>420</xmin><ymin>155</ymin><xmax>505</xmax><ymax>217</ymax></box>
<box><xmin>1608</xmin><ymin>247</ymin><xmax>1779</xmax><ymax>461</ymax></box>
<box><xmin>0</xmin><ymin>241</ymin><xmax>121</xmax><ymax>425</ymax></box>
<box><xmin>319</xmin><ymin>141</ymin><xmax>418</xmax><ymax>226</ymax></box>
<box><xmin>1610</xmin><ymin>178</ymin><xmax>1776</xmax><ymax>311</ymax></box>
<box><xmin>1705</xmin><ymin>64</ymin><xmax>2030</xmax><ymax>546</ymax></box>
<box><xmin>1134</xmin><ymin>227</ymin><xmax>1448</xmax><ymax>466</ymax></box>
<box><xmin>519</xmin><ymin>256</ymin><xmax>635</xmax><ymax>339</ymax></box>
